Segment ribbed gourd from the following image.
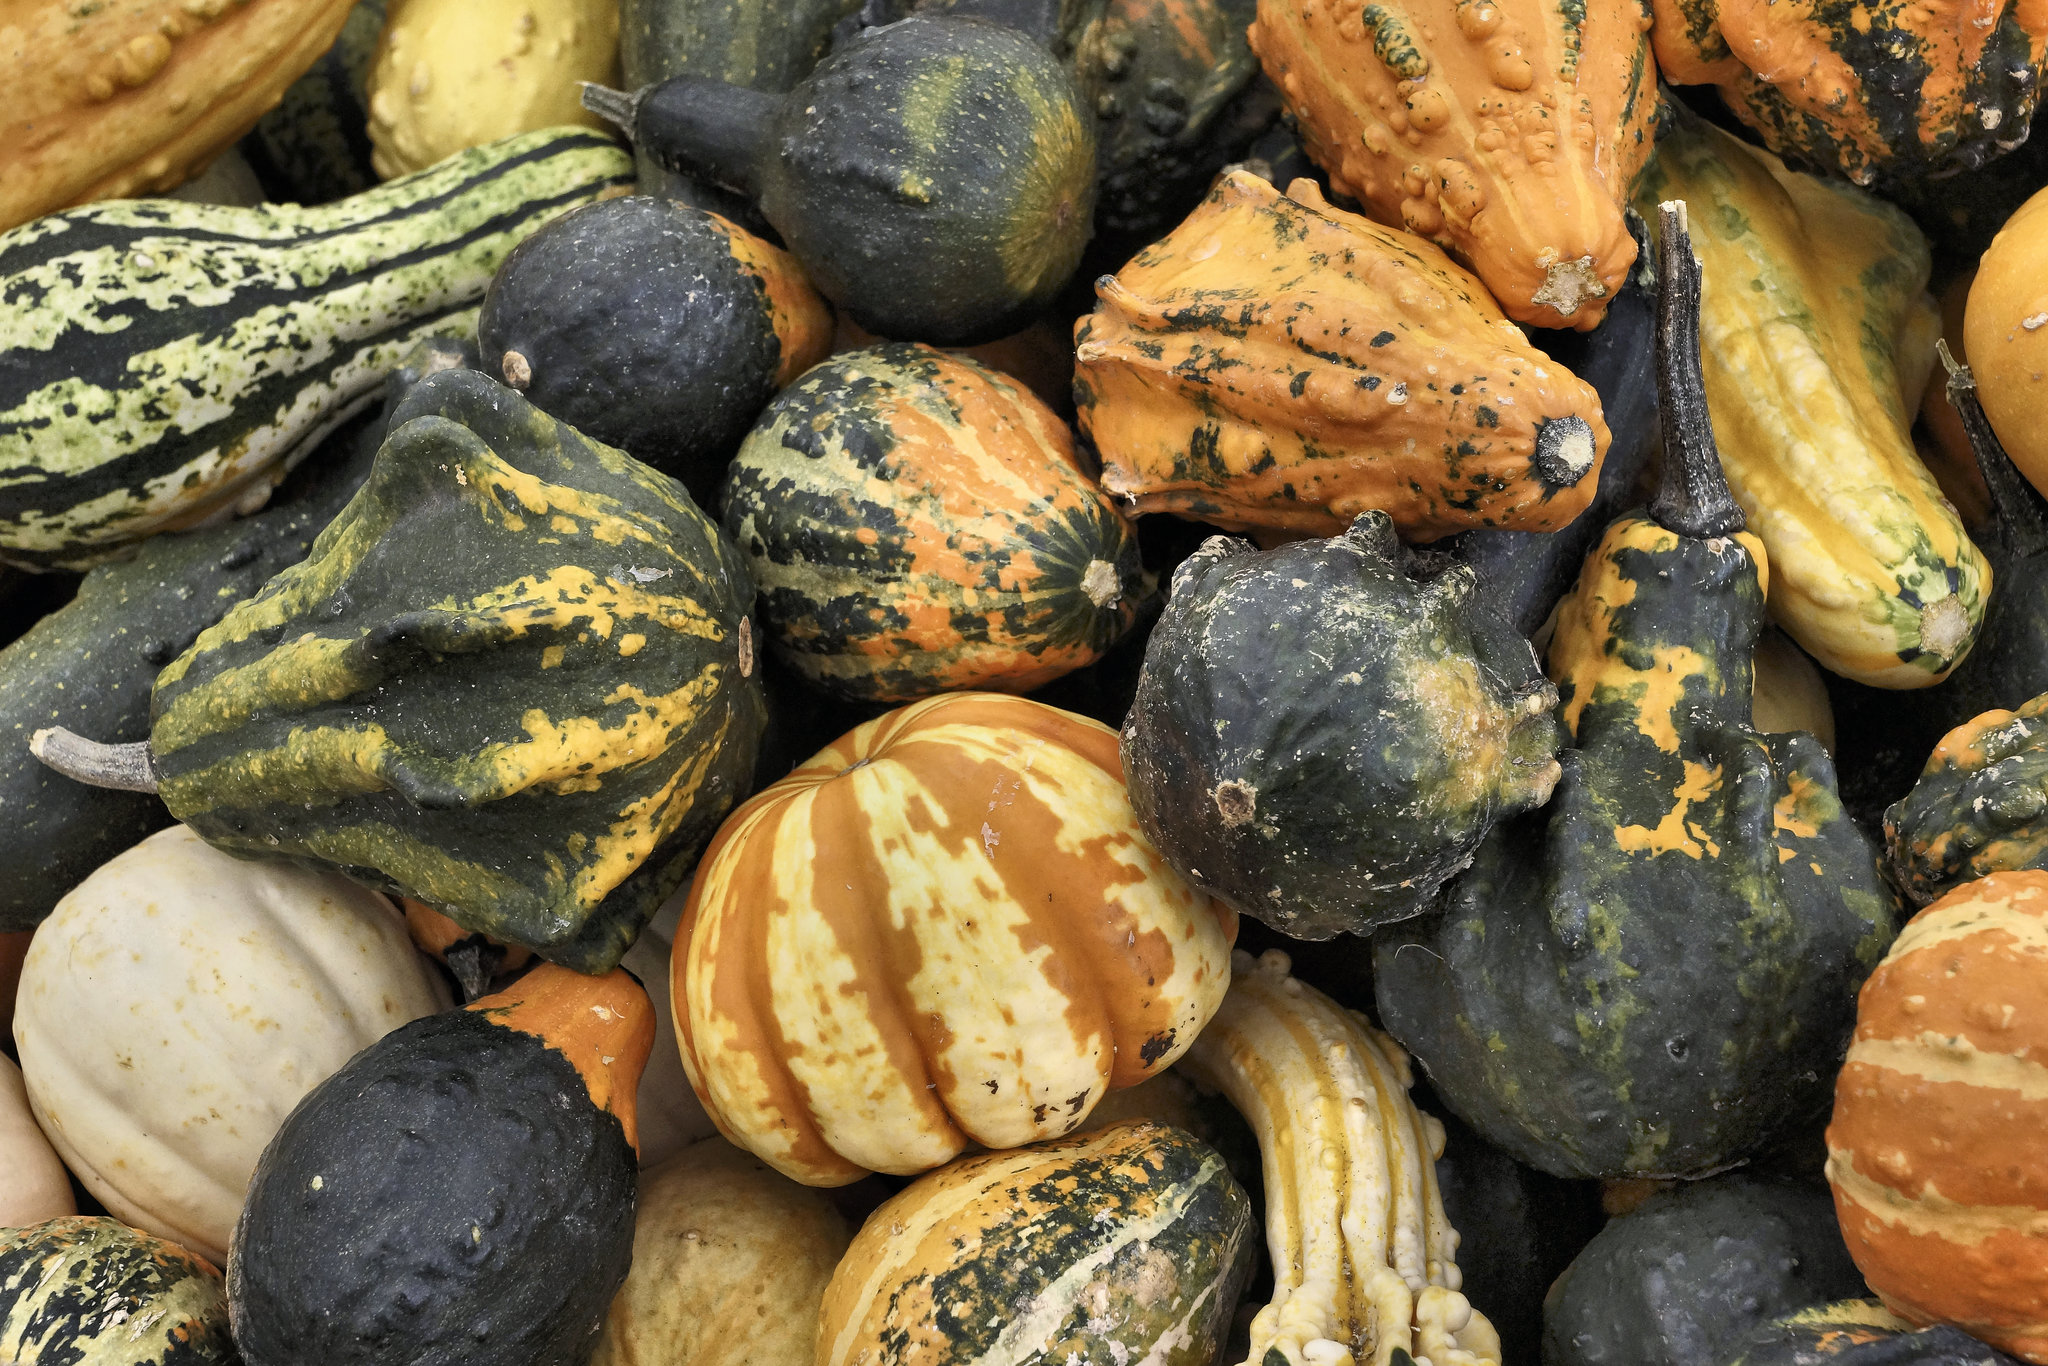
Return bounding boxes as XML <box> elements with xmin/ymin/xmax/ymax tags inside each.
<box><xmin>1073</xmin><ymin>171</ymin><xmax>1611</xmax><ymax>539</ymax></box>
<box><xmin>722</xmin><ymin>344</ymin><xmax>1146</xmax><ymax>702</ymax></box>
<box><xmin>31</xmin><ymin>369</ymin><xmax>765</xmax><ymax>974</ymax></box>
<box><xmin>1246</xmin><ymin>0</ymin><xmax>1659</xmax><ymax>330</ymax></box>
<box><xmin>1884</xmin><ymin>693</ymin><xmax>2048</xmax><ymax>907</ymax></box>
<box><xmin>1372</xmin><ymin>204</ymin><xmax>1898</xmax><ymax>1180</ymax></box>
<box><xmin>1119</xmin><ymin>512</ymin><xmax>1563</xmax><ymax>938</ymax></box>
<box><xmin>1632</xmin><ymin>111</ymin><xmax>1986</xmax><ymax>689</ymax></box>
<box><xmin>0</xmin><ymin>1217</ymin><xmax>235</xmax><ymax>1366</ymax></box>
<box><xmin>1179</xmin><ymin>949</ymin><xmax>1503</xmax><ymax>1366</ymax></box>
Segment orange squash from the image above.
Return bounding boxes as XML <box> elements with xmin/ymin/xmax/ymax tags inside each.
<box><xmin>1073</xmin><ymin>170</ymin><xmax>1611</xmax><ymax>539</ymax></box>
<box><xmin>674</xmin><ymin>692</ymin><xmax>1237</xmax><ymax>1187</ymax></box>
<box><xmin>1246</xmin><ymin>0</ymin><xmax>1658</xmax><ymax>330</ymax></box>
<box><xmin>0</xmin><ymin>0</ymin><xmax>359</xmax><ymax>233</ymax></box>
<box><xmin>1826</xmin><ymin>870</ymin><xmax>2048</xmax><ymax>1359</ymax></box>
<box><xmin>1966</xmin><ymin>189</ymin><xmax>2048</xmax><ymax>504</ymax></box>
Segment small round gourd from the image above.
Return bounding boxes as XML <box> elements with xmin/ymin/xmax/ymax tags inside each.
<box><xmin>0</xmin><ymin>1217</ymin><xmax>234</xmax><ymax>1366</ymax></box>
<box><xmin>0</xmin><ymin>1054</ymin><xmax>72</xmax><ymax>1228</ymax></box>
<box><xmin>11</xmin><ymin>825</ymin><xmax>449</xmax><ymax>1266</ymax></box>
<box><xmin>1884</xmin><ymin>693</ymin><xmax>2048</xmax><ymax>907</ymax></box>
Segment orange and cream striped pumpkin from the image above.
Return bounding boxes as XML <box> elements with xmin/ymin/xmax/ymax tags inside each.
<box><xmin>673</xmin><ymin>692</ymin><xmax>1237</xmax><ymax>1187</ymax></box>
<box><xmin>1826</xmin><ymin>869</ymin><xmax>2048</xmax><ymax>1359</ymax></box>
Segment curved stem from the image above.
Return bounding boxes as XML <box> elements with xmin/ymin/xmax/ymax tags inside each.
<box><xmin>29</xmin><ymin>727</ymin><xmax>158</xmax><ymax>793</ymax></box>
<box><xmin>1648</xmin><ymin>200</ymin><xmax>1746</xmax><ymax>540</ymax></box>
<box><xmin>1940</xmin><ymin>338</ymin><xmax>2048</xmax><ymax>558</ymax></box>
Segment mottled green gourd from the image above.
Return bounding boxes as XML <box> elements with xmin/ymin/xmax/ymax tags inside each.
<box><xmin>1372</xmin><ymin>205</ymin><xmax>1897</xmax><ymax>1180</ymax></box>
<box><xmin>1119</xmin><ymin>514</ymin><xmax>1563</xmax><ymax>939</ymax></box>
<box><xmin>0</xmin><ymin>1217</ymin><xmax>236</xmax><ymax>1366</ymax></box>
<box><xmin>1884</xmin><ymin>692</ymin><xmax>2048</xmax><ymax>908</ymax></box>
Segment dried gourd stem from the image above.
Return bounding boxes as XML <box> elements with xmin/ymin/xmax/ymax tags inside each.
<box><xmin>28</xmin><ymin>727</ymin><xmax>158</xmax><ymax>793</ymax></box>
<box><xmin>1941</xmin><ymin>338</ymin><xmax>2048</xmax><ymax>557</ymax></box>
<box><xmin>1648</xmin><ymin>200</ymin><xmax>1746</xmax><ymax>540</ymax></box>
<box><xmin>577</xmin><ymin>82</ymin><xmax>640</xmax><ymax>136</ymax></box>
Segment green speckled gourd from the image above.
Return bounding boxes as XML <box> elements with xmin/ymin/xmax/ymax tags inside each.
<box><xmin>1119</xmin><ymin>514</ymin><xmax>1563</xmax><ymax>939</ymax></box>
<box><xmin>1724</xmin><ymin>1302</ymin><xmax>2028</xmax><ymax>1366</ymax></box>
<box><xmin>1371</xmin><ymin>205</ymin><xmax>1897</xmax><ymax>1180</ymax></box>
<box><xmin>0</xmin><ymin>1217</ymin><xmax>235</xmax><ymax>1366</ymax></box>
<box><xmin>1883</xmin><ymin>692</ymin><xmax>2048</xmax><ymax>907</ymax></box>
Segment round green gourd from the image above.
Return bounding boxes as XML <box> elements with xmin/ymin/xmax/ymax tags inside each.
<box><xmin>0</xmin><ymin>1217</ymin><xmax>235</xmax><ymax>1366</ymax></box>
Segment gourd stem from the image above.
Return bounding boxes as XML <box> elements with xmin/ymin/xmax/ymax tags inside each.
<box><xmin>585</xmin><ymin>76</ymin><xmax>777</xmax><ymax>198</ymax></box>
<box><xmin>1940</xmin><ymin>338</ymin><xmax>2048</xmax><ymax>557</ymax></box>
<box><xmin>29</xmin><ymin>727</ymin><xmax>158</xmax><ymax>794</ymax></box>
<box><xmin>1648</xmin><ymin>200</ymin><xmax>1746</xmax><ymax>540</ymax></box>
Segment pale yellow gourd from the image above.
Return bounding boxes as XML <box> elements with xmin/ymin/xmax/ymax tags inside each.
<box><xmin>367</xmin><ymin>0</ymin><xmax>621</xmax><ymax>178</ymax></box>
<box><xmin>1</xmin><ymin>1055</ymin><xmax>74</xmax><ymax>1228</ymax></box>
<box><xmin>1751</xmin><ymin>626</ymin><xmax>1836</xmax><ymax>754</ymax></box>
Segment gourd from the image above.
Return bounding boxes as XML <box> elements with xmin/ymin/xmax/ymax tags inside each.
<box><xmin>402</xmin><ymin>898</ymin><xmax>533</xmax><ymax>1001</ymax></box>
<box><xmin>1177</xmin><ymin>948</ymin><xmax>1503</xmax><ymax>1366</ymax></box>
<box><xmin>1827</xmin><ymin>870</ymin><xmax>2048</xmax><ymax>1360</ymax></box>
<box><xmin>0</xmin><ymin>127</ymin><xmax>632</xmax><ymax>569</ymax></box>
<box><xmin>1968</xmin><ymin>187</ymin><xmax>2048</xmax><ymax>504</ymax></box>
<box><xmin>366</xmin><ymin>0</ymin><xmax>622</xmax><ymax>178</ymax></box>
<box><xmin>0</xmin><ymin>932</ymin><xmax>26</xmax><ymax>1039</ymax></box>
<box><xmin>1073</xmin><ymin>170</ymin><xmax>1611</xmax><ymax>540</ymax></box>
<box><xmin>1541</xmin><ymin>1175</ymin><xmax>1868</xmax><ymax>1366</ymax></box>
<box><xmin>1725</xmin><ymin>1302</ymin><xmax>2028</xmax><ymax>1366</ymax></box>
<box><xmin>229</xmin><ymin>963</ymin><xmax>653</xmax><ymax>1366</ymax></box>
<box><xmin>593</xmin><ymin>1137</ymin><xmax>850</xmax><ymax>1366</ymax></box>
<box><xmin>0</xmin><ymin>0</ymin><xmax>358</xmax><ymax>233</ymax></box>
<box><xmin>0</xmin><ymin>1217</ymin><xmax>235</xmax><ymax>1366</ymax></box>
<box><xmin>1119</xmin><ymin>511</ymin><xmax>1563</xmax><ymax>938</ymax></box>
<box><xmin>1633</xmin><ymin>110</ymin><xmax>1986</xmax><ymax>689</ymax></box>
<box><xmin>0</xmin><ymin>1056</ymin><xmax>73</xmax><ymax>1229</ymax></box>
<box><xmin>674</xmin><ymin>692</ymin><xmax>1236</xmax><ymax>1186</ymax></box>
<box><xmin>581</xmin><ymin>14</ymin><xmax>1096</xmax><ymax>345</ymax></box>
<box><xmin>1648</xmin><ymin>0</ymin><xmax>2048</xmax><ymax>186</ymax></box>
<box><xmin>10</xmin><ymin>824</ymin><xmax>449</xmax><ymax>1267</ymax></box>
<box><xmin>1372</xmin><ymin>204</ymin><xmax>1898</xmax><ymax>1181</ymax></box>
<box><xmin>1752</xmin><ymin>627</ymin><xmax>1837</xmax><ymax>754</ymax></box>
<box><xmin>721</xmin><ymin>344</ymin><xmax>1147</xmax><ymax>702</ymax></box>
<box><xmin>1884</xmin><ymin>693</ymin><xmax>2048</xmax><ymax>906</ymax></box>
<box><xmin>1246</xmin><ymin>0</ymin><xmax>1657</xmax><ymax>331</ymax></box>
<box><xmin>245</xmin><ymin>0</ymin><xmax>389</xmax><ymax>205</ymax></box>
<box><xmin>618</xmin><ymin>914</ymin><xmax>719</xmax><ymax>1166</ymax></box>
<box><xmin>31</xmin><ymin>368</ymin><xmax>766</xmax><ymax>975</ymax></box>
<box><xmin>818</xmin><ymin>1120</ymin><xmax>1254</xmax><ymax>1366</ymax></box>
<box><xmin>479</xmin><ymin>195</ymin><xmax>832</xmax><ymax>506</ymax></box>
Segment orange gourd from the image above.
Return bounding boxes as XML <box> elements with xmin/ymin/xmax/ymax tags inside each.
<box><xmin>1966</xmin><ymin>190</ymin><xmax>2048</xmax><ymax>504</ymax></box>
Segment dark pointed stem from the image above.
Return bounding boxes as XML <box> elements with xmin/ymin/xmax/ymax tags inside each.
<box><xmin>443</xmin><ymin>939</ymin><xmax>502</xmax><ymax>1004</ymax></box>
<box><xmin>577</xmin><ymin>82</ymin><xmax>639</xmax><ymax>135</ymax></box>
<box><xmin>595</xmin><ymin>75</ymin><xmax>777</xmax><ymax>197</ymax></box>
<box><xmin>1648</xmin><ymin>200</ymin><xmax>1746</xmax><ymax>540</ymax></box>
<box><xmin>1940</xmin><ymin>338</ymin><xmax>2048</xmax><ymax>558</ymax></box>
<box><xmin>30</xmin><ymin>727</ymin><xmax>158</xmax><ymax>793</ymax></box>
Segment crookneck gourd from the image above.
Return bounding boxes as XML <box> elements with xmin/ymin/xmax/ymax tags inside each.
<box><xmin>1372</xmin><ymin>203</ymin><xmax>1898</xmax><ymax>1181</ymax></box>
<box><xmin>1120</xmin><ymin>512</ymin><xmax>1562</xmax><ymax>938</ymax></box>
<box><xmin>721</xmin><ymin>344</ymin><xmax>1146</xmax><ymax>702</ymax></box>
<box><xmin>1247</xmin><ymin>0</ymin><xmax>1658</xmax><ymax>330</ymax></box>
<box><xmin>0</xmin><ymin>1217</ymin><xmax>236</xmax><ymax>1366</ymax></box>
<box><xmin>1179</xmin><ymin>948</ymin><xmax>1503</xmax><ymax>1366</ymax></box>
<box><xmin>1073</xmin><ymin>170</ymin><xmax>1611</xmax><ymax>539</ymax></box>
<box><xmin>1633</xmin><ymin>110</ymin><xmax>1986</xmax><ymax>689</ymax></box>
<box><xmin>31</xmin><ymin>369</ymin><xmax>765</xmax><ymax>974</ymax></box>
<box><xmin>1884</xmin><ymin>692</ymin><xmax>2048</xmax><ymax>907</ymax></box>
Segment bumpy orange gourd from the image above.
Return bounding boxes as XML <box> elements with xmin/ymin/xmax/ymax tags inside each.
<box><xmin>674</xmin><ymin>692</ymin><xmax>1237</xmax><ymax>1186</ymax></box>
<box><xmin>1247</xmin><ymin>0</ymin><xmax>1658</xmax><ymax>329</ymax></box>
<box><xmin>1827</xmin><ymin>870</ymin><xmax>2048</xmax><ymax>1360</ymax></box>
<box><xmin>1</xmin><ymin>0</ymin><xmax>359</xmax><ymax>233</ymax></box>
<box><xmin>1073</xmin><ymin>171</ymin><xmax>1610</xmax><ymax>538</ymax></box>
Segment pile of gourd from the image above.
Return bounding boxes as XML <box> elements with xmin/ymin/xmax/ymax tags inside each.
<box><xmin>7</xmin><ymin>0</ymin><xmax>2048</xmax><ymax>1363</ymax></box>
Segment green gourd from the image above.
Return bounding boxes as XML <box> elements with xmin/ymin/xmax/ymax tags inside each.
<box><xmin>0</xmin><ymin>1217</ymin><xmax>236</xmax><ymax>1366</ymax></box>
<box><xmin>1883</xmin><ymin>691</ymin><xmax>2048</xmax><ymax>907</ymax></box>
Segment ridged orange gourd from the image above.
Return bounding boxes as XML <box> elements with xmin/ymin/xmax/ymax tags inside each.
<box><xmin>1073</xmin><ymin>171</ymin><xmax>1610</xmax><ymax>539</ymax></box>
<box><xmin>1245</xmin><ymin>0</ymin><xmax>1659</xmax><ymax>329</ymax></box>
<box><xmin>1</xmin><ymin>0</ymin><xmax>359</xmax><ymax>233</ymax></box>
<box><xmin>1827</xmin><ymin>870</ymin><xmax>2048</xmax><ymax>1360</ymax></box>
<box><xmin>673</xmin><ymin>693</ymin><xmax>1237</xmax><ymax>1186</ymax></box>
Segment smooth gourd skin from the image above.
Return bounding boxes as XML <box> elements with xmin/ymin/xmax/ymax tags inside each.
<box><xmin>1968</xmin><ymin>187</ymin><xmax>2048</xmax><ymax>504</ymax></box>
<box><xmin>722</xmin><ymin>344</ymin><xmax>1146</xmax><ymax>702</ymax></box>
<box><xmin>1121</xmin><ymin>513</ymin><xmax>1562</xmax><ymax>939</ymax></box>
<box><xmin>1884</xmin><ymin>693</ymin><xmax>2048</xmax><ymax>906</ymax></box>
<box><xmin>0</xmin><ymin>1055</ymin><xmax>74</xmax><ymax>1229</ymax></box>
<box><xmin>1724</xmin><ymin>1302</ymin><xmax>2026</xmax><ymax>1366</ymax></box>
<box><xmin>150</xmin><ymin>369</ymin><xmax>765</xmax><ymax>974</ymax></box>
<box><xmin>0</xmin><ymin>1217</ymin><xmax>235</xmax><ymax>1366</ymax></box>
<box><xmin>479</xmin><ymin>196</ymin><xmax>832</xmax><ymax>507</ymax></box>
<box><xmin>1541</xmin><ymin>1176</ymin><xmax>1868</xmax><ymax>1366</ymax></box>
<box><xmin>817</xmin><ymin>1120</ymin><xmax>1253</xmax><ymax>1366</ymax></box>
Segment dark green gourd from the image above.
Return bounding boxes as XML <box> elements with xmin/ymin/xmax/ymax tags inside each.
<box><xmin>1883</xmin><ymin>690</ymin><xmax>2048</xmax><ymax>907</ymax></box>
<box><xmin>242</xmin><ymin>0</ymin><xmax>387</xmax><ymax>205</ymax></box>
<box><xmin>1724</xmin><ymin>1302</ymin><xmax>2027</xmax><ymax>1366</ymax></box>
<box><xmin>0</xmin><ymin>1217</ymin><xmax>236</xmax><ymax>1366</ymax></box>
<box><xmin>1371</xmin><ymin>205</ymin><xmax>1897</xmax><ymax>1180</ymax></box>
<box><xmin>583</xmin><ymin>14</ymin><xmax>1097</xmax><ymax>345</ymax></box>
<box><xmin>1118</xmin><ymin>513</ymin><xmax>1564</xmax><ymax>939</ymax></box>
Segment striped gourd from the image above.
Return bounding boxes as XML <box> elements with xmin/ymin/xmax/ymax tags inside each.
<box><xmin>818</xmin><ymin>1120</ymin><xmax>1254</xmax><ymax>1366</ymax></box>
<box><xmin>1179</xmin><ymin>949</ymin><xmax>1502</xmax><ymax>1366</ymax></box>
<box><xmin>0</xmin><ymin>126</ymin><xmax>631</xmax><ymax>569</ymax></box>
<box><xmin>0</xmin><ymin>1217</ymin><xmax>234</xmax><ymax>1366</ymax></box>
<box><xmin>1633</xmin><ymin>111</ymin><xmax>1987</xmax><ymax>688</ymax></box>
<box><xmin>1884</xmin><ymin>693</ymin><xmax>2048</xmax><ymax>907</ymax></box>
<box><xmin>1827</xmin><ymin>870</ymin><xmax>2048</xmax><ymax>1358</ymax></box>
<box><xmin>674</xmin><ymin>692</ymin><xmax>1237</xmax><ymax>1186</ymax></box>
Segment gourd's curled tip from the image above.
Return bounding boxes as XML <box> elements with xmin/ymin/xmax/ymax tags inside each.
<box><xmin>29</xmin><ymin>727</ymin><xmax>159</xmax><ymax>794</ymax></box>
<box><xmin>1531</xmin><ymin>415</ymin><xmax>1597</xmax><ymax>490</ymax></box>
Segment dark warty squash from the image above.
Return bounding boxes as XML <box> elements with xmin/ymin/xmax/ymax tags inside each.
<box><xmin>1883</xmin><ymin>690</ymin><xmax>2048</xmax><ymax>906</ymax></box>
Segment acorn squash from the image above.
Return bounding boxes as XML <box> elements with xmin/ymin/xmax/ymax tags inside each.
<box><xmin>1072</xmin><ymin>170</ymin><xmax>1611</xmax><ymax>540</ymax></box>
<box><xmin>675</xmin><ymin>692</ymin><xmax>1236</xmax><ymax>1186</ymax></box>
<box><xmin>0</xmin><ymin>1217</ymin><xmax>235</xmax><ymax>1366</ymax></box>
<box><xmin>1119</xmin><ymin>511</ymin><xmax>1562</xmax><ymax>938</ymax></box>
<box><xmin>0</xmin><ymin>1056</ymin><xmax>73</xmax><ymax>1230</ymax></box>
<box><xmin>1725</xmin><ymin>1303</ymin><xmax>2026</xmax><ymax>1366</ymax></box>
<box><xmin>722</xmin><ymin>344</ymin><xmax>1146</xmax><ymax>702</ymax></box>
<box><xmin>1883</xmin><ymin>693</ymin><xmax>2048</xmax><ymax>906</ymax></box>
<box><xmin>1372</xmin><ymin>204</ymin><xmax>1898</xmax><ymax>1181</ymax></box>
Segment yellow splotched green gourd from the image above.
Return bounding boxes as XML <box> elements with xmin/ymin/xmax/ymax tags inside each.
<box><xmin>1634</xmin><ymin>110</ymin><xmax>1986</xmax><ymax>689</ymax></box>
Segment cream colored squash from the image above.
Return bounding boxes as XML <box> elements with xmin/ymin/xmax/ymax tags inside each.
<box><xmin>1</xmin><ymin>1054</ymin><xmax>73</xmax><ymax>1227</ymax></box>
<box><xmin>1751</xmin><ymin>626</ymin><xmax>1837</xmax><ymax>754</ymax></box>
<box><xmin>11</xmin><ymin>825</ymin><xmax>449</xmax><ymax>1264</ymax></box>
<box><xmin>591</xmin><ymin>1137</ymin><xmax>850</xmax><ymax>1366</ymax></box>
<box><xmin>366</xmin><ymin>0</ymin><xmax>621</xmax><ymax>178</ymax></box>
<box><xmin>619</xmin><ymin>912</ymin><xmax>717</xmax><ymax>1168</ymax></box>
